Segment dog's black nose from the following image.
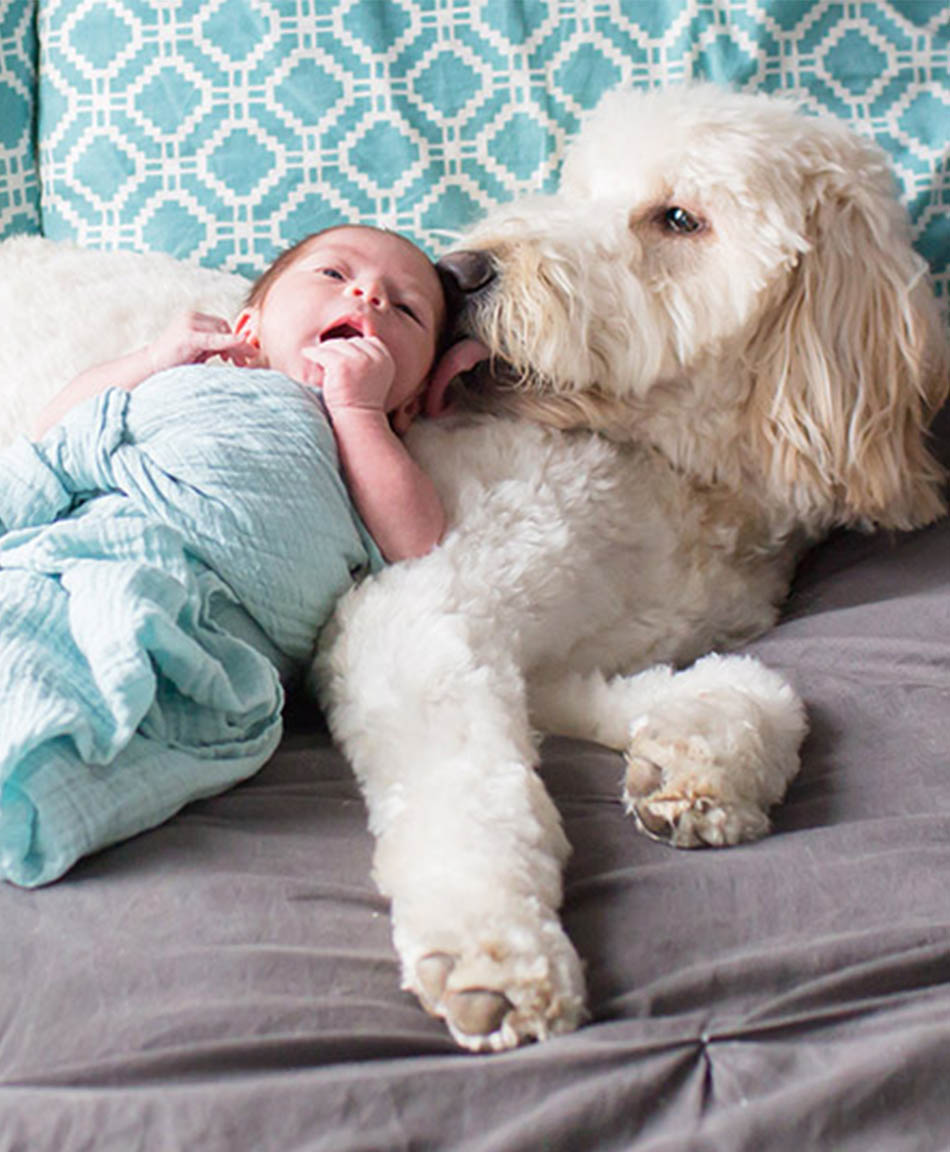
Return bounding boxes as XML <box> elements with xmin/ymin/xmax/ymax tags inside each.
<box><xmin>437</xmin><ymin>249</ymin><xmax>496</xmax><ymax>295</ymax></box>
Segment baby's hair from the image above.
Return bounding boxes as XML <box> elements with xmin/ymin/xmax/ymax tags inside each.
<box><xmin>244</xmin><ymin>229</ymin><xmax>335</xmax><ymax>309</ymax></box>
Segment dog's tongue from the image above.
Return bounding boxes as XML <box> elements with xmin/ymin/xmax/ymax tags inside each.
<box><xmin>426</xmin><ymin>338</ymin><xmax>491</xmax><ymax>417</ymax></box>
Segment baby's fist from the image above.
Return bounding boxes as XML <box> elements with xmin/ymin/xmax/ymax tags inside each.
<box><xmin>303</xmin><ymin>335</ymin><xmax>396</xmax><ymax>414</ymax></box>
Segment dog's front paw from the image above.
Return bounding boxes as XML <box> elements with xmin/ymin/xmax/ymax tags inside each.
<box><xmin>624</xmin><ymin>726</ymin><xmax>771</xmax><ymax>848</ymax></box>
<box><xmin>404</xmin><ymin>918</ymin><xmax>586</xmax><ymax>1052</ymax></box>
<box><xmin>620</xmin><ymin>656</ymin><xmax>805</xmax><ymax>849</ymax></box>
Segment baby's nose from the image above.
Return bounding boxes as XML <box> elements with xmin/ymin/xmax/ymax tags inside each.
<box><xmin>347</xmin><ymin>279</ymin><xmax>386</xmax><ymax>308</ymax></box>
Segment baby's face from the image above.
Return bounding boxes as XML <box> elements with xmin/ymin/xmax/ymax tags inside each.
<box><xmin>248</xmin><ymin>227</ymin><xmax>444</xmax><ymax>413</ymax></box>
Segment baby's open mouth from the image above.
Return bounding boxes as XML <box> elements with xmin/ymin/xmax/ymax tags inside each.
<box><xmin>320</xmin><ymin>321</ymin><xmax>363</xmax><ymax>342</ymax></box>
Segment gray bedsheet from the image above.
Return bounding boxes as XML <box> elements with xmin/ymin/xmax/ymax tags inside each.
<box><xmin>2</xmin><ymin>512</ymin><xmax>950</xmax><ymax>1151</ymax></box>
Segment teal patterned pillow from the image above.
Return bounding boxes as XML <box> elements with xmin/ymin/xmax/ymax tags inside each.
<box><xmin>0</xmin><ymin>0</ymin><xmax>40</xmax><ymax>239</ymax></box>
<box><xmin>35</xmin><ymin>0</ymin><xmax>950</xmax><ymax>299</ymax></box>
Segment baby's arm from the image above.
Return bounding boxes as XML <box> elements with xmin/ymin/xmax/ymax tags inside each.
<box><xmin>30</xmin><ymin>312</ymin><xmax>256</xmax><ymax>439</ymax></box>
<box><xmin>305</xmin><ymin>338</ymin><xmax>445</xmax><ymax>562</ymax></box>
<box><xmin>331</xmin><ymin>407</ymin><xmax>445</xmax><ymax>562</ymax></box>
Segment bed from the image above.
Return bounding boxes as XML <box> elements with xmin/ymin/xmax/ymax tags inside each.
<box><xmin>2</xmin><ymin>435</ymin><xmax>949</xmax><ymax>1149</ymax></box>
<box><xmin>1</xmin><ymin>2</ymin><xmax>949</xmax><ymax>1149</ymax></box>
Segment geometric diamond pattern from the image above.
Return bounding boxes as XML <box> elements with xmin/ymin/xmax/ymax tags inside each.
<box><xmin>0</xmin><ymin>0</ymin><xmax>40</xmax><ymax>237</ymax></box>
<box><xmin>5</xmin><ymin>0</ymin><xmax>949</xmax><ymax>304</ymax></box>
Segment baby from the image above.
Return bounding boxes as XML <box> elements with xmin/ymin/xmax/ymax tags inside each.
<box><xmin>33</xmin><ymin>224</ymin><xmax>447</xmax><ymax>562</ymax></box>
<box><xmin>1</xmin><ymin>227</ymin><xmax>451</xmax><ymax>887</ymax></box>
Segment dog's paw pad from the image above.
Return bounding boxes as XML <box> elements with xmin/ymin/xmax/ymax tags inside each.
<box><xmin>415</xmin><ymin>951</ymin><xmax>513</xmax><ymax>1044</ymax></box>
<box><xmin>411</xmin><ymin>935</ymin><xmax>585</xmax><ymax>1052</ymax></box>
<box><xmin>630</xmin><ymin>790</ymin><xmax>768</xmax><ymax>848</ymax></box>
<box><xmin>445</xmin><ymin>988</ymin><xmax>513</xmax><ymax>1037</ymax></box>
<box><xmin>624</xmin><ymin>754</ymin><xmax>664</xmax><ymax>798</ymax></box>
<box><xmin>632</xmin><ymin>792</ymin><xmax>723</xmax><ymax>846</ymax></box>
<box><xmin>625</xmin><ymin>722</ymin><xmax>772</xmax><ymax>848</ymax></box>
<box><xmin>416</xmin><ymin>952</ymin><xmax>455</xmax><ymax>1005</ymax></box>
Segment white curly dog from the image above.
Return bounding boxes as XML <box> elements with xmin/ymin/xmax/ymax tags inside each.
<box><xmin>0</xmin><ymin>86</ymin><xmax>945</xmax><ymax>1054</ymax></box>
<box><xmin>314</xmin><ymin>85</ymin><xmax>948</xmax><ymax>1051</ymax></box>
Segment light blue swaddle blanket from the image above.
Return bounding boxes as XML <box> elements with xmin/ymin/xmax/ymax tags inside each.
<box><xmin>0</xmin><ymin>364</ymin><xmax>382</xmax><ymax>887</ymax></box>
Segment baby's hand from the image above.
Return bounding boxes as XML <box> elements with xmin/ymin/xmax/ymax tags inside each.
<box><xmin>146</xmin><ymin>311</ymin><xmax>258</xmax><ymax>376</ymax></box>
<box><xmin>302</xmin><ymin>335</ymin><xmax>396</xmax><ymax>415</ymax></box>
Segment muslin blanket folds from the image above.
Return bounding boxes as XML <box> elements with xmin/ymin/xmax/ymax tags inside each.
<box><xmin>0</xmin><ymin>365</ymin><xmax>382</xmax><ymax>887</ymax></box>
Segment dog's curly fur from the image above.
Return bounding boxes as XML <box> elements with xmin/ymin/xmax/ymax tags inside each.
<box><xmin>314</xmin><ymin>86</ymin><xmax>949</xmax><ymax>1051</ymax></box>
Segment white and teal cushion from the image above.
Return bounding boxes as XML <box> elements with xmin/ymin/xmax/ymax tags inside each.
<box><xmin>0</xmin><ymin>0</ymin><xmax>40</xmax><ymax>239</ymax></box>
<box><xmin>31</xmin><ymin>0</ymin><xmax>950</xmax><ymax>297</ymax></box>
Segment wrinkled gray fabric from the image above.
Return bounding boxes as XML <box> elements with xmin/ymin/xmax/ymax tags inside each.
<box><xmin>2</xmin><ymin>514</ymin><xmax>949</xmax><ymax>1151</ymax></box>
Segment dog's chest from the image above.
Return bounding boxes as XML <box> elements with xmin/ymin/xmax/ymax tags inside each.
<box><xmin>408</xmin><ymin>415</ymin><xmax>787</xmax><ymax>670</ymax></box>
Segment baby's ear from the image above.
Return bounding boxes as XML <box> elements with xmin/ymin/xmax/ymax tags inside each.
<box><xmin>234</xmin><ymin>308</ymin><xmax>261</xmax><ymax>349</ymax></box>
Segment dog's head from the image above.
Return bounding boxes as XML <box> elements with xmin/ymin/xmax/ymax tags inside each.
<box><xmin>434</xmin><ymin>85</ymin><xmax>948</xmax><ymax>533</ymax></box>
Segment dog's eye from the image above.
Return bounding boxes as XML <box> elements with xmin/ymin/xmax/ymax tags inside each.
<box><xmin>663</xmin><ymin>207</ymin><xmax>703</xmax><ymax>235</ymax></box>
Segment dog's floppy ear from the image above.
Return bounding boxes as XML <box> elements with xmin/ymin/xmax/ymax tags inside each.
<box><xmin>747</xmin><ymin>158</ymin><xmax>949</xmax><ymax>531</ymax></box>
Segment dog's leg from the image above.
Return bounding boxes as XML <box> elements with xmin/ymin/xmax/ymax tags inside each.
<box><xmin>313</xmin><ymin>570</ymin><xmax>586</xmax><ymax>1051</ymax></box>
<box><xmin>530</xmin><ymin>654</ymin><xmax>806</xmax><ymax>847</ymax></box>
